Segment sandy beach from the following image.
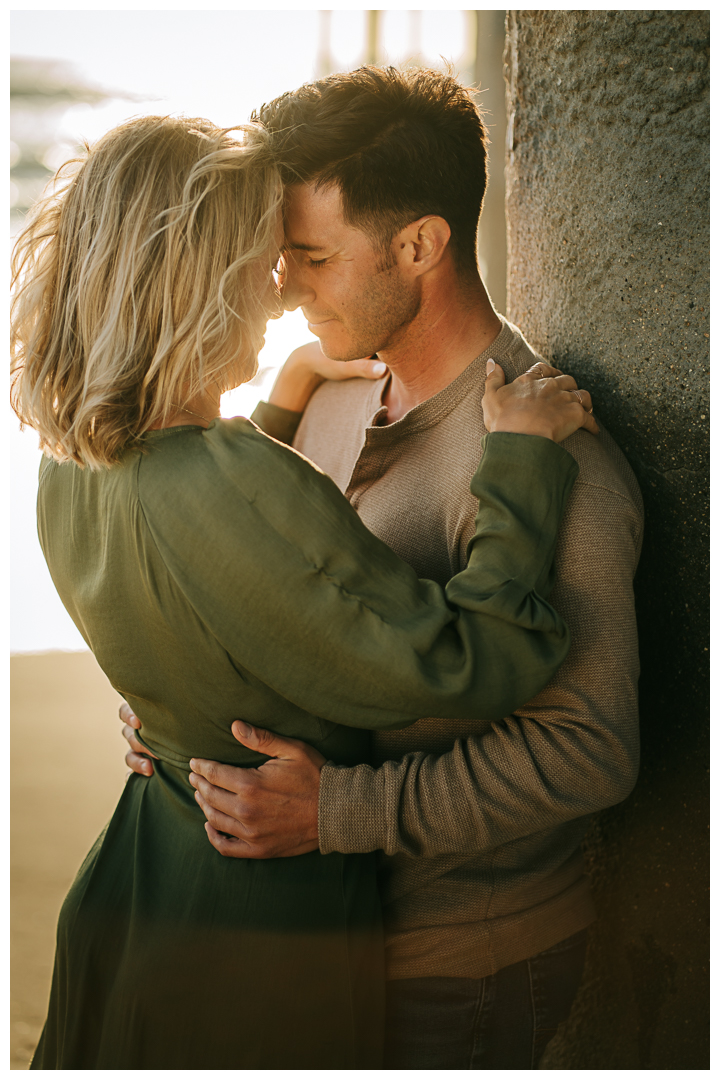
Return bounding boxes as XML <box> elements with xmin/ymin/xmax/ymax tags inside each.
<box><xmin>10</xmin><ymin>651</ymin><xmax>127</xmax><ymax>1069</ymax></box>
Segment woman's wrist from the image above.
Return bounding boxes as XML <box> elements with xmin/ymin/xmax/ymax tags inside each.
<box><xmin>268</xmin><ymin>353</ymin><xmax>324</xmax><ymax>413</ymax></box>
<box><xmin>267</xmin><ymin>341</ymin><xmax>388</xmax><ymax>414</ymax></box>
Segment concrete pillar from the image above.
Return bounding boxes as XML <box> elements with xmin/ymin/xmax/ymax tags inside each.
<box><xmin>504</xmin><ymin>11</ymin><xmax>709</xmax><ymax>1069</ymax></box>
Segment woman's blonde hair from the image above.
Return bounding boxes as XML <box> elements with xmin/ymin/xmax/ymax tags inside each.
<box><xmin>10</xmin><ymin>115</ymin><xmax>282</xmax><ymax>469</ymax></box>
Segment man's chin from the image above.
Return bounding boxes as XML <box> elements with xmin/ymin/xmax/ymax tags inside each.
<box><xmin>307</xmin><ymin>322</ymin><xmax>361</xmax><ymax>362</ymax></box>
<box><xmin>316</xmin><ymin>337</ymin><xmax>373</xmax><ymax>364</ymax></box>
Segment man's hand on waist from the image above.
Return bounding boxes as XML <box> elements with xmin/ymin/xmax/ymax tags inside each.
<box><xmin>189</xmin><ymin>721</ymin><xmax>325</xmax><ymax>859</ymax></box>
<box><xmin>120</xmin><ymin>707</ymin><xmax>325</xmax><ymax>857</ymax></box>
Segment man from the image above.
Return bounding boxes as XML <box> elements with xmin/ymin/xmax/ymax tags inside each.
<box><xmin>124</xmin><ymin>67</ymin><xmax>643</xmax><ymax>1068</ymax></box>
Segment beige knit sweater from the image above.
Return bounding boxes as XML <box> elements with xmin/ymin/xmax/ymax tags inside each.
<box><xmin>253</xmin><ymin>317</ymin><xmax>643</xmax><ymax>980</ymax></box>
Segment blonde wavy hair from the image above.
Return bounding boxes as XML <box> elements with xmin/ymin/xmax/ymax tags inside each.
<box><xmin>10</xmin><ymin>115</ymin><xmax>282</xmax><ymax>469</ymax></box>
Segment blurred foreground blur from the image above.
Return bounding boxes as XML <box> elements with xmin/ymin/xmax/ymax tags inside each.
<box><xmin>10</xmin><ymin>653</ymin><xmax>127</xmax><ymax>1069</ymax></box>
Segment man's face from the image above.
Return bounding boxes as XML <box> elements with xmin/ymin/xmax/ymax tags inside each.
<box><xmin>281</xmin><ymin>183</ymin><xmax>421</xmax><ymax>361</ymax></box>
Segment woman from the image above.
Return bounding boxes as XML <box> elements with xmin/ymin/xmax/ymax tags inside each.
<box><xmin>11</xmin><ymin>116</ymin><xmax>595</xmax><ymax>1069</ymax></box>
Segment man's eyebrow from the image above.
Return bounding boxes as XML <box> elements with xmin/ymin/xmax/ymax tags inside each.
<box><xmin>284</xmin><ymin>241</ymin><xmax>326</xmax><ymax>253</ymax></box>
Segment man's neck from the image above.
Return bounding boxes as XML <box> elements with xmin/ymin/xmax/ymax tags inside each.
<box><xmin>377</xmin><ymin>276</ymin><xmax>502</xmax><ymax>424</ymax></box>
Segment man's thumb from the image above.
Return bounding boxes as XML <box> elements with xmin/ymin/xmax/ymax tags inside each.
<box><xmin>231</xmin><ymin>720</ymin><xmax>299</xmax><ymax>759</ymax></box>
<box><xmin>485</xmin><ymin>358</ymin><xmax>506</xmax><ymax>388</ymax></box>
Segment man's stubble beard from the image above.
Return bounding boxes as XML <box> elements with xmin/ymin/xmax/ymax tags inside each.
<box><xmin>319</xmin><ymin>259</ymin><xmax>422</xmax><ymax>363</ymax></box>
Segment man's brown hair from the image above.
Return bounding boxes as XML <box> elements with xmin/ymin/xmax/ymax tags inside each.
<box><xmin>254</xmin><ymin>66</ymin><xmax>488</xmax><ymax>273</ymax></box>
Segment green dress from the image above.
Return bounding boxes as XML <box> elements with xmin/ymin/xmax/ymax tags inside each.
<box><xmin>30</xmin><ymin>419</ymin><xmax>577</xmax><ymax>1069</ymax></box>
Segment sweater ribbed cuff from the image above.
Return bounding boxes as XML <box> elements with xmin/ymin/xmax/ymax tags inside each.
<box><xmin>318</xmin><ymin>762</ymin><xmax>386</xmax><ymax>855</ymax></box>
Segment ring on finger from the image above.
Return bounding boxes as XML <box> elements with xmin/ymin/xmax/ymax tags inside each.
<box><xmin>573</xmin><ymin>389</ymin><xmax>593</xmax><ymax>414</ymax></box>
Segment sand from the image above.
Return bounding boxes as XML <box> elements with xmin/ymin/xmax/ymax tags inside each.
<box><xmin>10</xmin><ymin>651</ymin><xmax>127</xmax><ymax>1070</ymax></box>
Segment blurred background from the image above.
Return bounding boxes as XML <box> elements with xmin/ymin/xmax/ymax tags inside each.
<box><xmin>10</xmin><ymin>8</ymin><xmax>506</xmax><ymax>655</ymax></box>
<box><xmin>10</xmin><ymin>10</ymin><xmax>507</xmax><ymax>1069</ymax></box>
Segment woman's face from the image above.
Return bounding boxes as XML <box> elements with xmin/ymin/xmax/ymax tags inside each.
<box><xmin>253</xmin><ymin>215</ymin><xmax>286</xmax><ymax>344</ymax></box>
<box><xmin>225</xmin><ymin>220</ymin><xmax>284</xmax><ymax>392</ymax></box>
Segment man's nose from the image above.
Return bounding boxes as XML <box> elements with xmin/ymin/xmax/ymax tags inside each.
<box><xmin>282</xmin><ymin>258</ymin><xmax>315</xmax><ymax>313</ymax></box>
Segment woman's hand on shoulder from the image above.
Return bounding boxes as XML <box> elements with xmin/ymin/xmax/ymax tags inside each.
<box><xmin>482</xmin><ymin>359</ymin><xmax>599</xmax><ymax>443</ymax></box>
<box><xmin>268</xmin><ymin>341</ymin><xmax>387</xmax><ymax>413</ymax></box>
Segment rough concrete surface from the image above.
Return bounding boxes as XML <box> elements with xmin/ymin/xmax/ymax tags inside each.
<box><xmin>504</xmin><ymin>10</ymin><xmax>709</xmax><ymax>1070</ymax></box>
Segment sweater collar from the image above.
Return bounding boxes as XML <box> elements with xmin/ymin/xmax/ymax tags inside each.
<box><xmin>362</xmin><ymin>316</ymin><xmax>516</xmax><ymax>439</ymax></box>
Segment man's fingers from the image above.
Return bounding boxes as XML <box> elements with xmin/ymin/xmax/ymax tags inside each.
<box><xmin>195</xmin><ymin>790</ymin><xmax>249</xmax><ymax>839</ymax></box>
<box><xmin>125</xmin><ymin>749</ymin><xmax>154</xmax><ymax>776</ymax></box>
<box><xmin>230</xmin><ymin>719</ymin><xmax>304</xmax><ymax>757</ymax></box>
<box><xmin>205</xmin><ymin>823</ymin><xmax>253</xmax><ymax>859</ymax></box>
<box><xmin>190</xmin><ymin>773</ymin><xmax>253</xmax><ymax>818</ymax></box>
<box><xmin>122</xmin><ymin>723</ymin><xmax>158</xmax><ymax>757</ymax></box>
<box><xmin>228</xmin><ymin>721</ymin><xmax>325</xmax><ymax>765</ymax></box>
<box><xmin>204</xmin><ymin>821</ymin><xmax>318</xmax><ymax>861</ymax></box>
<box><xmin>189</xmin><ymin>757</ymin><xmax>254</xmax><ymax>793</ymax></box>
<box><xmin>121</xmin><ymin>709</ymin><xmax>157</xmax><ymax>776</ymax></box>
<box><xmin>119</xmin><ymin>700</ymin><xmax>140</xmax><ymax>728</ymax></box>
<box><xmin>122</xmin><ymin>723</ymin><xmax>144</xmax><ymax>752</ymax></box>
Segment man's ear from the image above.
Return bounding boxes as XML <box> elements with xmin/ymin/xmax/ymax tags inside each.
<box><xmin>395</xmin><ymin>215</ymin><xmax>452</xmax><ymax>276</ymax></box>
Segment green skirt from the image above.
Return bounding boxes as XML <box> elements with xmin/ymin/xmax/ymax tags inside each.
<box><xmin>31</xmin><ymin>763</ymin><xmax>385</xmax><ymax>1069</ymax></box>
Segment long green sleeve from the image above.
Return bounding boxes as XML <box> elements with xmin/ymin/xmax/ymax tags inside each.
<box><xmin>137</xmin><ymin>420</ymin><xmax>577</xmax><ymax>730</ymax></box>
<box><xmin>250</xmin><ymin>400</ymin><xmax>302</xmax><ymax>445</ymax></box>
